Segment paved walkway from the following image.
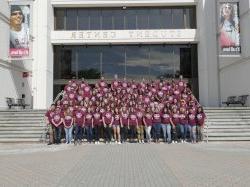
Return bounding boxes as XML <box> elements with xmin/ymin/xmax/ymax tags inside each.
<box><xmin>0</xmin><ymin>142</ymin><xmax>250</xmax><ymax>187</ymax></box>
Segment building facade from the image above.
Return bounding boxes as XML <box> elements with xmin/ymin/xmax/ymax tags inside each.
<box><xmin>0</xmin><ymin>0</ymin><xmax>250</xmax><ymax>109</ymax></box>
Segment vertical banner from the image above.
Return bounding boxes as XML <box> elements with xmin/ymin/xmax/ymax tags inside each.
<box><xmin>9</xmin><ymin>4</ymin><xmax>30</xmax><ymax>58</ymax></box>
<box><xmin>219</xmin><ymin>2</ymin><xmax>240</xmax><ymax>55</ymax></box>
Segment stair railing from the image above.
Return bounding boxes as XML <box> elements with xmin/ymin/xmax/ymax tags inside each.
<box><xmin>53</xmin><ymin>90</ymin><xmax>64</xmax><ymax>104</ymax></box>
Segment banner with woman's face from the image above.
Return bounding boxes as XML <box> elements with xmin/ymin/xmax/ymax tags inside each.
<box><xmin>9</xmin><ymin>5</ymin><xmax>30</xmax><ymax>58</ymax></box>
<box><xmin>219</xmin><ymin>2</ymin><xmax>240</xmax><ymax>55</ymax></box>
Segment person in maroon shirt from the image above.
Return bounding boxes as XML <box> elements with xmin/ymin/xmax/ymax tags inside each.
<box><xmin>113</xmin><ymin>107</ymin><xmax>121</xmax><ymax>144</ymax></box>
<box><xmin>136</xmin><ymin>108</ymin><xmax>144</xmax><ymax>143</ymax></box>
<box><xmin>188</xmin><ymin>108</ymin><xmax>197</xmax><ymax>143</ymax></box>
<box><xmin>102</xmin><ymin>106</ymin><xmax>113</xmax><ymax>144</ymax></box>
<box><xmin>85</xmin><ymin>107</ymin><xmax>93</xmax><ymax>143</ymax></box>
<box><xmin>196</xmin><ymin>106</ymin><xmax>206</xmax><ymax>142</ymax></box>
<box><xmin>128</xmin><ymin>107</ymin><xmax>138</xmax><ymax>143</ymax></box>
<box><xmin>179</xmin><ymin>107</ymin><xmax>189</xmax><ymax>143</ymax></box>
<box><xmin>73</xmin><ymin>105</ymin><xmax>85</xmax><ymax>145</ymax></box>
<box><xmin>63</xmin><ymin>107</ymin><xmax>74</xmax><ymax>144</ymax></box>
<box><xmin>51</xmin><ymin>106</ymin><xmax>63</xmax><ymax>144</ymax></box>
<box><xmin>143</xmin><ymin>107</ymin><xmax>153</xmax><ymax>143</ymax></box>
<box><xmin>170</xmin><ymin>107</ymin><xmax>179</xmax><ymax>143</ymax></box>
<box><xmin>120</xmin><ymin>107</ymin><xmax>129</xmax><ymax>143</ymax></box>
<box><xmin>161</xmin><ymin>107</ymin><xmax>172</xmax><ymax>143</ymax></box>
<box><xmin>152</xmin><ymin>107</ymin><xmax>162</xmax><ymax>143</ymax></box>
<box><xmin>45</xmin><ymin>104</ymin><xmax>56</xmax><ymax>145</ymax></box>
<box><xmin>93</xmin><ymin>107</ymin><xmax>102</xmax><ymax>144</ymax></box>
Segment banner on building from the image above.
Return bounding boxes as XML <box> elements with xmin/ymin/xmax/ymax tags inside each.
<box><xmin>9</xmin><ymin>4</ymin><xmax>30</xmax><ymax>58</ymax></box>
<box><xmin>219</xmin><ymin>2</ymin><xmax>240</xmax><ymax>55</ymax></box>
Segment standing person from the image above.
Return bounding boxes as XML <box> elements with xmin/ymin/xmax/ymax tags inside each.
<box><xmin>85</xmin><ymin>108</ymin><xmax>93</xmax><ymax>143</ymax></box>
<box><xmin>45</xmin><ymin>104</ymin><xmax>56</xmax><ymax>145</ymax></box>
<box><xmin>128</xmin><ymin>107</ymin><xmax>138</xmax><ymax>143</ymax></box>
<box><xmin>196</xmin><ymin>106</ymin><xmax>206</xmax><ymax>142</ymax></box>
<box><xmin>113</xmin><ymin>108</ymin><xmax>121</xmax><ymax>144</ymax></box>
<box><xmin>93</xmin><ymin>108</ymin><xmax>102</xmax><ymax>144</ymax></box>
<box><xmin>161</xmin><ymin>108</ymin><xmax>172</xmax><ymax>143</ymax></box>
<box><xmin>171</xmin><ymin>108</ymin><xmax>180</xmax><ymax>143</ymax></box>
<box><xmin>63</xmin><ymin>108</ymin><xmax>74</xmax><ymax>144</ymax></box>
<box><xmin>73</xmin><ymin>106</ymin><xmax>85</xmax><ymax>145</ymax></box>
<box><xmin>143</xmin><ymin>107</ymin><xmax>153</xmax><ymax>143</ymax></box>
<box><xmin>136</xmin><ymin>107</ymin><xmax>144</xmax><ymax>143</ymax></box>
<box><xmin>102</xmin><ymin>106</ymin><xmax>114</xmax><ymax>144</ymax></box>
<box><xmin>152</xmin><ymin>107</ymin><xmax>162</xmax><ymax>143</ymax></box>
<box><xmin>179</xmin><ymin>107</ymin><xmax>190</xmax><ymax>143</ymax></box>
<box><xmin>51</xmin><ymin>107</ymin><xmax>63</xmax><ymax>144</ymax></box>
<box><xmin>188</xmin><ymin>108</ymin><xmax>197</xmax><ymax>143</ymax></box>
<box><xmin>120</xmin><ymin>107</ymin><xmax>129</xmax><ymax>143</ymax></box>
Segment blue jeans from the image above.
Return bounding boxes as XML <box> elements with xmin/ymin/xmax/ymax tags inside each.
<box><xmin>153</xmin><ymin>123</ymin><xmax>161</xmax><ymax>141</ymax></box>
<box><xmin>176</xmin><ymin>124</ymin><xmax>185</xmax><ymax>140</ymax></box>
<box><xmin>161</xmin><ymin>124</ymin><xmax>171</xmax><ymax>142</ymax></box>
<box><xmin>64</xmin><ymin>126</ymin><xmax>73</xmax><ymax>144</ymax></box>
<box><xmin>86</xmin><ymin>126</ymin><xmax>93</xmax><ymax>142</ymax></box>
<box><xmin>184</xmin><ymin>124</ymin><xmax>191</xmax><ymax>140</ymax></box>
<box><xmin>55</xmin><ymin>126</ymin><xmax>62</xmax><ymax>144</ymax></box>
<box><xmin>74</xmin><ymin>125</ymin><xmax>83</xmax><ymax>141</ymax></box>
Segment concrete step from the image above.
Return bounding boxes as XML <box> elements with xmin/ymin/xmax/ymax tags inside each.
<box><xmin>207</xmin><ymin>122</ymin><xmax>250</xmax><ymax>125</ymax></box>
<box><xmin>0</xmin><ymin>138</ymin><xmax>42</xmax><ymax>143</ymax></box>
<box><xmin>204</xmin><ymin>137</ymin><xmax>250</xmax><ymax>141</ymax></box>
<box><xmin>206</xmin><ymin>125</ymin><xmax>250</xmax><ymax>129</ymax></box>
<box><xmin>207</xmin><ymin>119</ymin><xmax>250</xmax><ymax>122</ymax></box>
<box><xmin>0</xmin><ymin>131</ymin><xmax>44</xmax><ymax>134</ymax></box>
<box><xmin>0</xmin><ymin>119</ymin><xmax>44</xmax><ymax>123</ymax></box>
<box><xmin>0</xmin><ymin>127</ymin><xmax>45</xmax><ymax>131</ymax></box>
<box><xmin>0</xmin><ymin>124</ymin><xmax>45</xmax><ymax>127</ymax></box>
<box><xmin>207</xmin><ymin>132</ymin><xmax>250</xmax><ymax>137</ymax></box>
<box><xmin>207</xmin><ymin>129</ymin><xmax>250</xmax><ymax>133</ymax></box>
<box><xmin>0</xmin><ymin>121</ymin><xmax>45</xmax><ymax>124</ymax></box>
<box><xmin>0</xmin><ymin>134</ymin><xmax>42</xmax><ymax>138</ymax></box>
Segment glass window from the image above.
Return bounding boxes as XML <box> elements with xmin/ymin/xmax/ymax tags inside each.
<box><xmin>66</xmin><ymin>9</ymin><xmax>77</xmax><ymax>30</ymax></box>
<box><xmin>54</xmin><ymin>46</ymin><xmax>77</xmax><ymax>79</ymax></box>
<box><xmin>113</xmin><ymin>9</ymin><xmax>124</xmax><ymax>30</ymax></box>
<box><xmin>149</xmin><ymin>46</ymin><xmax>175</xmax><ymax>79</ymax></box>
<box><xmin>89</xmin><ymin>10</ymin><xmax>101</xmax><ymax>30</ymax></box>
<box><xmin>136</xmin><ymin>9</ymin><xmax>149</xmax><ymax>29</ymax></box>
<box><xmin>78</xmin><ymin>9</ymin><xmax>89</xmax><ymax>30</ymax></box>
<box><xmin>77</xmin><ymin>47</ymin><xmax>101</xmax><ymax>79</ymax></box>
<box><xmin>149</xmin><ymin>9</ymin><xmax>162</xmax><ymax>29</ymax></box>
<box><xmin>126</xmin><ymin>45</ymin><xmax>150</xmax><ymax>79</ymax></box>
<box><xmin>185</xmin><ymin>8</ymin><xmax>196</xmax><ymax>29</ymax></box>
<box><xmin>161</xmin><ymin>9</ymin><xmax>173</xmax><ymax>29</ymax></box>
<box><xmin>125</xmin><ymin>9</ymin><xmax>136</xmax><ymax>29</ymax></box>
<box><xmin>102</xmin><ymin>46</ymin><xmax>125</xmax><ymax>79</ymax></box>
<box><xmin>55</xmin><ymin>9</ymin><xmax>65</xmax><ymax>30</ymax></box>
<box><xmin>101</xmin><ymin>9</ymin><xmax>113</xmax><ymax>30</ymax></box>
<box><xmin>172</xmin><ymin>9</ymin><xmax>184</xmax><ymax>29</ymax></box>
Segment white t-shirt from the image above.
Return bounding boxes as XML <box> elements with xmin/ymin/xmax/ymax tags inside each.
<box><xmin>10</xmin><ymin>23</ymin><xmax>29</xmax><ymax>48</ymax></box>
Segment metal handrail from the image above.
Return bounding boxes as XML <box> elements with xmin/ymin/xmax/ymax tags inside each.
<box><xmin>53</xmin><ymin>90</ymin><xmax>64</xmax><ymax>104</ymax></box>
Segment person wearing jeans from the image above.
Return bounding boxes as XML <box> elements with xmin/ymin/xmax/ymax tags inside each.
<box><xmin>63</xmin><ymin>108</ymin><xmax>74</xmax><ymax>144</ymax></box>
<box><xmin>73</xmin><ymin>106</ymin><xmax>85</xmax><ymax>145</ymax></box>
<box><xmin>171</xmin><ymin>108</ymin><xmax>180</xmax><ymax>143</ymax></box>
<box><xmin>143</xmin><ymin>107</ymin><xmax>153</xmax><ymax>143</ymax></box>
<box><xmin>120</xmin><ymin>107</ymin><xmax>129</xmax><ymax>143</ymax></box>
<box><xmin>93</xmin><ymin>108</ymin><xmax>102</xmax><ymax>144</ymax></box>
<box><xmin>152</xmin><ymin>107</ymin><xmax>162</xmax><ymax>143</ymax></box>
<box><xmin>161</xmin><ymin>108</ymin><xmax>172</xmax><ymax>143</ymax></box>
<box><xmin>196</xmin><ymin>106</ymin><xmax>206</xmax><ymax>142</ymax></box>
<box><xmin>51</xmin><ymin>107</ymin><xmax>63</xmax><ymax>144</ymax></box>
<box><xmin>102</xmin><ymin>107</ymin><xmax>114</xmax><ymax>144</ymax></box>
<box><xmin>85</xmin><ymin>108</ymin><xmax>93</xmax><ymax>143</ymax></box>
<box><xmin>188</xmin><ymin>108</ymin><xmax>197</xmax><ymax>143</ymax></box>
<box><xmin>179</xmin><ymin>107</ymin><xmax>190</xmax><ymax>142</ymax></box>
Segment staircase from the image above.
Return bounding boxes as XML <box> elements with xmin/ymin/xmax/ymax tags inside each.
<box><xmin>204</xmin><ymin>107</ymin><xmax>250</xmax><ymax>141</ymax></box>
<box><xmin>0</xmin><ymin>110</ymin><xmax>47</xmax><ymax>143</ymax></box>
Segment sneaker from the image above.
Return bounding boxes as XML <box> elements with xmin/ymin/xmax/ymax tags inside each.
<box><xmin>181</xmin><ymin>140</ymin><xmax>184</xmax><ymax>143</ymax></box>
<box><xmin>118</xmin><ymin>141</ymin><xmax>121</xmax><ymax>145</ymax></box>
<box><xmin>142</xmin><ymin>140</ymin><xmax>145</xmax><ymax>144</ymax></box>
<box><xmin>47</xmin><ymin>142</ymin><xmax>52</xmax><ymax>145</ymax></box>
<box><xmin>95</xmin><ymin>142</ymin><xmax>97</xmax><ymax>144</ymax></box>
<box><xmin>115</xmin><ymin>141</ymin><xmax>118</xmax><ymax>144</ymax></box>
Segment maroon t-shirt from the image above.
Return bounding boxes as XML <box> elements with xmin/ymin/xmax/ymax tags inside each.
<box><xmin>51</xmin><ymin>112</ymin><xmax>63</xmax><ymax>127</ymax></box>
<box><xmin>121</xmin><ymin>113</ymin><xmax>129</xmax><ymax>126</ymax></box>
<box><xmin>152</xmin><ymin>113</ymin><xmax>161</xmax><ymax>124</ymax></box>
<box><xmin>103</xmin><ymin>112</ymin><xmax>113</xmax><ymax>125</ymax></box>
<box><xmin>136</xmin><ymin>111</ymin><xmax>144</xmax><ymax>125</ymax></box>
<box><xmin>113</xmin><ymin>114</ymin><xmax>120</xmax><ymax>126</ymax></box>
<box><xmin>144</xmin><ymin>113</ymin><xmax>153</xmax><ymax>126</ymax></box>
<box><xmin>161</xmin><ymin>113</ymin><xmax>171</xmax><ymax>124</ymax></box>
<box><xmin>129</xmin><ymin>113</ymin><xmax>137</xmax><ymax>126</ymax></box>
<box><xmin>93</xmin><ymin>112</ymin><xmax>102</xmax><ymax>126</ymax></box>
<box><xmin>197</xmin><ymin>113</ymin><xmax>206</xmax><ymax>126</ymax></box>
<box><xmin>179</xmin><ymin>113</ymin><xmax>188</xmax><ymax>125</ymax></box>
<box><xmin>172</xmin><ymin>113</ymin><xmax>180</xmax><ymax>125</ymax></box>
<box><xmin>188</xmin><ymin>113</ymin><xmax>196</xmax><ymax>126</ymax></box>
<box><xmin>85</xmin><ymin>113</ymin><xmax>93</xmax><ymax>126</ymax></box>
<box><xmin>64</xmin><ymin>115</ymin><xmax>73</xmax><ymax>128</ymax></box>
<box><xmin>74</xmin><ymin>110</ymin><xmax>85</xmax><ymax>126</ymax></box>
<box><xmin>45</xmin><ymin>110</ymin><xmax>54</xmax><ymax>124</ymax></box>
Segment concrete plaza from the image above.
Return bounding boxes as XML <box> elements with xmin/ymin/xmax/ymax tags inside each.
<box><xmin>0</xmin><ymin>142</ymin><xmax>250</xmax><ymax>187</ymax></box>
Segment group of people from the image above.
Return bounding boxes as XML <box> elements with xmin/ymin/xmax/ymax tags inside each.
<box><xmin>45</xmin><ymin>76</ymin><xmax>206</xmax><ymax>145</ymax></box>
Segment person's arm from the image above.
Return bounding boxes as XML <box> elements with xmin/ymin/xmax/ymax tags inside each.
<box><xmin>170</xmin><ymin>118</ymin><xmax>175</xmax><ymax>129</ymax></box>
<box><xmin>83</xmin><ymin>116</ymin><xmax>85</xmax><ymax>127</ymax></box>
<box><xmin>128</xmin><ymin>119</ymin><xmax>130</xmax><ymax>129</ymax></box>
<box><xmin>91</xmin><ymin>118</ymin><xmax>94</xmax><ymax>128</ymax></box>
<box><xmin>143</xmin><ymin>117</ymin><xmax>147</xmax><ymax>126</ymax></box>
<box><xmin>70</xmin><ymin>118</ymin><xmax>74</xmax><ymax>127</ymax></box>
<box><xmin>120</xmin><ymin>117</ymin><xmax>123</xmax><ymax>128</ymax></box>
<box><xmin>110</xmin><ymin>117</ymin><xmax>114</xmax><ymax>127</ymax></box>
<box><xmin>136</xmin><ymin>118</ymin><xmax>138</xmax><ymax>128</ymax></box>
<box><xmin>102</xmin><ymin>117</ymin><xmax>106</xmax><ymax>128</ymax></box>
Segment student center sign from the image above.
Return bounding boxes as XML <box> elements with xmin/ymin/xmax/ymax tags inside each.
<box><xmin>0</xmin><ymin>0</ymin><xmax>249</xmax><ymax>109</ymax></box>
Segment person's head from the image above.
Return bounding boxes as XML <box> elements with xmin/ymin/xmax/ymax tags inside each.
<box><xmin>221</xmin><ymin>3</ymin><xmax>235</xmax><ymax>23</ymax></box>
<box><xmin>10</xmin><ymin>6</ymin><xmax>24</xmax><ymax>31</ymax></box>
<box><xmin>197</xmin><ymin>106</ymin><xmax>203</xmax><ymax>113</ymax></box>
<box><xmin>50</xmin><ymin>104</ymin><xmax>56</xmax><ymax>110</ymax></box>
